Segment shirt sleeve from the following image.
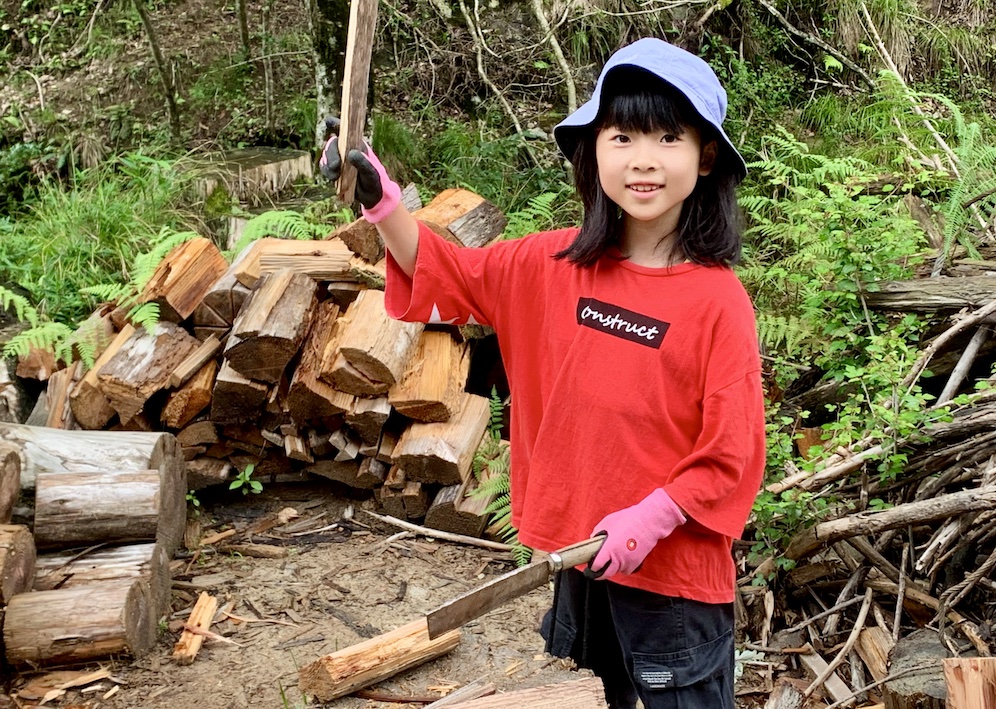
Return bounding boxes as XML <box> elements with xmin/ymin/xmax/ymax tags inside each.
<box><xmin>664</xmin><ymin>369</ymin><xmax>766</xmax><ymax>539</ymax></box>
<box><xmin>385</xmin><ymin>221</ymin><xmax>512</xmax><ymax>327</ymax></box>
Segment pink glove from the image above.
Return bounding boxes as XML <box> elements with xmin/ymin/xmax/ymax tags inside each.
<box><xmin>588</xmin><ymin>489</ymin><xmax>686</xmax><ymax>580</ymax></box>
<box><xmin>319</xmin><ymin>130</ymin><xmax>401</xmax><ymax>223</ymax></box>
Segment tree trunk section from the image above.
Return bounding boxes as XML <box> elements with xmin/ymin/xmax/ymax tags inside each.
<box><xmin>864</xmin><ymin>276</ymin><xmax>996</xmax><ymax>311</ymax></box>
<box><xmin>34</xmin><ymin>469</ymin><xmax>180</xmax><ymax>553</ymax></box>
<box><xmin>883</xmin><ymin>629</ymin><xmax>948</xmax><ymax>709</ymax></box>
<box><xmin>298</xmin><ymin>618</ymin><xmax>461</xmax><ymax>701</ymax></box>
<box><xmin>211</xmin><ymin>361</ymin><xmax>270</xmax><ymax>424</ymax></box>
<box><xmin>3</xmin><ymin>578</ymin><xmax>157</xmax><ymax>665</ymax></box>
<box><xmin>0</xmin><ymin>525</ymin><xmax>36</xmax><ymax>605</ymax></box>
<box><xmin>33</xmin><ymin>542</ymin><xmax>170</xmax><ymax>623</ymax></box>
<box><xmin>162</xmin><ymin>359</ymin><xmax>217</xmax><ymax>429</ymax></box>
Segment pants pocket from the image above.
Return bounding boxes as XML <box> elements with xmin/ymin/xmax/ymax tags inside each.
<box><xmin>631</xmin><ymin>630</ymin><xmax>733</xmax><ymax>709</ymax></box>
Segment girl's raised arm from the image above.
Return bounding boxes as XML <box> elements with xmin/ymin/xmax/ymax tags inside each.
<box><xmin>320</xmin><ymin>132</ymin><xmax>419</xmax><ymax>277</ymax></box>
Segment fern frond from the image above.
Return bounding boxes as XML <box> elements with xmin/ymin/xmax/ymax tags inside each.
<box><xmin>2</xmin><ymin>321</ymin><xmax>75</xmax><ymax>364</ymax></box>
<box><xmin>229</xmin><ymin>211</ymin><xmax>329</xmax><ymax>256</ymax></box>
<box><xmin>127</xmin><ymin>302</ymin><xmax>161</xmax><ymax>335</ymax></box>
<box><xmin>0</xmin><ymin>286</ymin><xmax>40</xmax><ymax>327</ymax></box>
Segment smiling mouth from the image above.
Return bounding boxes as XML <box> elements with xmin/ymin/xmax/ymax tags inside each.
<box><xmin>628</xmin><ymin>185</ymin><xmax>661</xmax><ymax>192</ymax></box>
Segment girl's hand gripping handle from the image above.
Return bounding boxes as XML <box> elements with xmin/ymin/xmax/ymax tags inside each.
<box><xmin>319</xmin><ymin>117</ymin><xmax>402</xmax><ymax>223</ymax></box>
<box><xmin>586</xmin><ymin>489</ymin><xmax>686</xmax><ymax>580</ymax></box>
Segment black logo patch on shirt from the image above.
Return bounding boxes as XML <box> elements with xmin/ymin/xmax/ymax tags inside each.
<box><xmin>576</xmin><ymin>297</ymin><xmax>670</xmax><ymax>348</ymax></box>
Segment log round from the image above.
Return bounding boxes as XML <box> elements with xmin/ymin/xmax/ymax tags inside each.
<box><xmin>3</xmin><ymin>578</ymin><xmax>156</xmax><ymax>666</ymax></box>
<box><xmin>0</xmin><ymin>424</ymin><xmax>185</xmax><ymax>555</ymax></box>
<box><xmin>33</xmin><ymin>543</ymin><xmax>171</xmax><ymax>622</ymax></box>
<box><xmin>33</xmin><ymin>470</ymin><xmax>181</xmax><ymax>553</ymax></box>
<box><xmin>0</xmin><ymin>524</ymin><xmax>36</xmax><ymax>605</ymax></box>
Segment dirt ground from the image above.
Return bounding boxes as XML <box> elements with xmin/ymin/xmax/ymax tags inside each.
<box><xmin>4</xmin><ymin>481</ymin><xmax>769</xmax><ymax>709</ymax></box>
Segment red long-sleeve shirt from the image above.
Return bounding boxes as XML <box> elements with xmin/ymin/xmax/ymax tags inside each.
<box><xmin>386</xmin><ymin>224</ymin><xmax>765</xmax><ymax>603</ymax></box>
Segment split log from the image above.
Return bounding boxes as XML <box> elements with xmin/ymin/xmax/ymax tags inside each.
<box><xmin>224</xmin><ymin>269</ymin><xmax>317</xmax><ymax>383</ymax></box>
<box><xmin>393</xmin><ymin>392</ymin><xmax>490</xmax><ymax>485</ymax></box>
<box><xmin>297</xmin><ymin>618</ymin><xmax>461</xmax><ymax>701</ymax></box>
<box><xmin>168</xmin><ymin>335</ymin><xmax>222</xmax><ymax>389</ymax></box>
<box><xmin>210</xmin><ymin>361</ymin><xmax>269</xmax><ymax>424</ymax></box>
<box><xmin>785</xmin><ymin>487</ymin><xmax>996</xmax><ymax>560</ymax></box>
<box><xmin>15</xmin><ymin>348</ymin><xmax>57</xmax><ymax>381</ymax></box>
<box><xmin>186</xmin><ymin>457</ymin><xmax>233</xmax><ymax>489</ymax></box>
<box><xmin>138</xmin><ymin>237</ymin><xmax>228</xmax><ymax>322</ymax></box>
<box><xmin>286</xmin><ymin>302</ymin><xmax>351</xmax><ymax>422</ymax></box>
<box><xmin>327</xmin><ymin>352</ymin><xmax>391</xmax><ymax>396</ymax></box>
<box><xmin>42</xmin><ymin>361</ymin><xmax>80</xmax><ymax>429</ymax></box>
<box><xmin>194</xmin><ymin>242</ymin><xmax>253</xmax><ymax>327</ymax></box>
<box><xmin>34</xmin><ymin>469</ymin><xmax>182</xmax><ymax>553</ymax></box>
<box><xmin>389</xmin><ymin>331</ymin><xmax>471</xmax><ymax>422</ymax></box>
<box><xmin>258</xmin><ymin>237</ymin><xmax>357</xmax><ymax>281</ymax></box>
<box><xmin>33</xmin><ymin>542</ymin><xmax>170</xmax><ymax>622</ymax></box>
<box><xmin>943</xmin><ymin>658</ymin><xmax>996</xmax><ymax>709</ymax></box>
<box><xmin>798</xmin><ymin>643</ymin><xmax>852</xmax><ymax>705</ymax></box>
<box><xmin>356</xmin><ymin>457</ymin><xmax>387</xmax><ymax>488</ymax></box>
<box><xmin>232</xmin><ymin>238</ymin><xmax>351</xmax><ymax>289</ymax></box>
<box><xmin>327</xmin><ymin>290</ymin><xmax>424</xmax><ymax>391</ymax></box>
<box><xmin>864</xmin><ymin>276</ymin><xmax>996</xmax><ymax>311</ymax></box>
<box><xmin>162</xmin><ymin>359</ymin><xmax>218</xmax><ymax>429</ymax></box>
<box><xmin>413</xmin><ymin>189</ymin><xmax>507</xmax><ymax>248</ymax></box>
<box><xmin>425</xmin><ymin>474</ymin><xmax>494</xmax><ymax>538</ymax></box>
<box><xmin>97</xmin><ymin>321</ymin><xmax>201</xmax><ymax>423</ymax></box>
<box><xmin>283</xmin><ymin>434</ymin><xmax>312</xmax><ymax>463</ymax></box>
<box><xmin>3</xmin><ymin>578</ymin><xmax>157</xmax><ymax>665</ymax></box>
<box><xmin>763</xmin><ymin>678</ymin><xmax>808</xmax><ymax>709</ymax></box>
<box><xmin>379</xmin><ymin>481</ymin><xmax>428</xmax><ymax>519</ymax></box>
<box><xmin>0</xmin><ymin>423</ymin><xmax>183</xmax><ymax>505</ymax></box>
<box><xmin>856</xmin><ymin>626</ymin><xmax>893</xmax><ymax>682</ymax></box>
<box><xmin>0</xmin><ymin>444</ymin><xmax>19</xmax><ymax>523</ymax></box>
<box><xmin>0</xmin><ymin>525</ymin><xmax>35</xmax><ymax>605</ymax></box>
<box><xmin>176</xmin><ymin>421</ymin><xmax>218</xmax><ymax>448</ymax></box>
<box><xmin>331</xmin><ymin>184</ymin><xmax>422</xmax><ymax>262</ymax></box>
<box><xmin>335</xmin><ymin>0</ymin><xmax>378</xmax><ymax>203</ymax></box>
<box><xmin>345</xmin><ymin>397</ymin><xmax>391</xmax><ymax>444</ymax></box>
<box><xmin>441</xmin><ymin>678</ymin><xmax>604</xmax><ymax>709</ymax></box>
<box><xmin>172</xmin><ymin>591</ymin><xmax>217</xmax><ymax>665</ymax></box>
<box><xmin>882</xmin><ymin>629</ymin><xmax>947</xmax><ymax>709</ymax></box>
<box><xmin>69</xmin><ymin>324</ymin><xmax>135</xmax><ymax>430</ymax></box>
<box><xmin>306</xmin><ymin>459</ymin><xmax>363</xmax><ymax>488</ymax></box>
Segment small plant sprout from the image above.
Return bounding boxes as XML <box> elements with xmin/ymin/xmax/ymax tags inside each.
<box><xmin>230</xmin><ymin>463</ymin><xmax>263</xmax><ymax>495</ymax></box>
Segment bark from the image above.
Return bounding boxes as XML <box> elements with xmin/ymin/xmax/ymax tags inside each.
<box><xmin>132</xmin><ymin>0</ymin><xmax>180</xmax><ymax>139</ymax></box>
<box><xmin>0</xmin><ymin>524</ymin><xmax>35</xmax><ymax>605</ymax></box>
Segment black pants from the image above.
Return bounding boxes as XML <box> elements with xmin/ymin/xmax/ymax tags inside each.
<box><xmin>541</xmin><ymin>569</ymin><xmax>735</xmax><ymax>709</ymax></box>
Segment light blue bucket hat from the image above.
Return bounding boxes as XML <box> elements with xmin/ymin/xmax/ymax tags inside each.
<box><xmin>554</xmin><ymin>38</ymin><xmax>747</xmax><ymax>179</ymax></box>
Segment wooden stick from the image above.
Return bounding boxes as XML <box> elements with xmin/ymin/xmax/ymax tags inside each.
<box><xmin>361</xmin><ymin>510</ymin><xmax>512</xmax><ymax>552</ymax></box>
<box><xmin>172</xmin><ymin>591</ymin><xmax>218</xmax><ymax>665</ymax></box>
<box><xmin>937</xmin><ymin>324</ymin><xmax>990</xmax><ymax>406</ymax></box>
<box><xmin>337</xmin><ymin>0</ymin><xmax>378</xmax><ymax>203</ymax></box>
<box><xmin>804</xmin><ymin>588</ymin><xmax>872</xmax><ymax>697</ymax></box>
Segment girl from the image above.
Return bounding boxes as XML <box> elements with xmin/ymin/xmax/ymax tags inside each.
<box><xmin>322</xmin><ymin>37</ymin><xmax>766</xmax><ymax>709</ymax></box>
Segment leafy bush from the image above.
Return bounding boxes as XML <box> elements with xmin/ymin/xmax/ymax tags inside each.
<box><xmin>0</xmin><ymin>152</ymin><xmax>197</xmax><ymax>324</ymax></box>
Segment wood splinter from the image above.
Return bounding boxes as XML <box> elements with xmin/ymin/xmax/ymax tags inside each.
<box><xmin>172</xmin><ymin>591</ymin><xmax>219</xmax><ymax>665</ymax></box>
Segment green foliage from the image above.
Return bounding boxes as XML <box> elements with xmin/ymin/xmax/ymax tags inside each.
<box><xmin>471</xmin><ymin>387</ymin><xmax>531</xmax><ymax>566</ymax></box>
<box><xmin>229</xmin><ymin>463</ymin><xmax>263</xmax><ymax>495</ymax></box>
<box><xmin>186</xmin><ymin>489</ymin><xmax>201</xmax><ymax>514</ymax></box>
<box><xmin>229</xmin><ymin>210</ymin><xmax>332</xmax><ymax>255</ymax></box>
<box><xmin>0</xmin><ymin>139</ymin><xmax>58</xmax><ymax>216</ymax></box>
<box><xmin>501</xmin><ymin>192</ymin><xmax>560</xmax><ymax>241</ymax></box>
<box><xmin>0</xmin><ymin>152</ymin><xmax>196</xmax><ymax>325</ymax></box>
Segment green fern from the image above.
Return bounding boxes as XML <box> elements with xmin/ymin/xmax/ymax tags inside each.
<box><xmin>470</xmin><ymin>387</ymin><xmax>531</xmax><ymax>565</ymax></box>
<box><xmin>0</xmin><ymin>286</ymin><xmax>39</xmax><ymax>327</ymax></box>
<box><xmin>229</xmin><ymin>210</ymin><xmax>330</xmax><ymax>256</ymax></box>
<box><xmin>2</xmin><ymin>321</ymin><xmax>75</xmax><ymax>363</ymax></box>
<box><xmin>502</xmin><ymin>192</ymin><xmax>560</xmax><ymax>241</ymax></box>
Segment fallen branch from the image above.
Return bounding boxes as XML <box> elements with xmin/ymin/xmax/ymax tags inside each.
<box><xmin>362</xmin><ymin>510</ymin><xmax>513</xmax><ymax>552</ymax></box>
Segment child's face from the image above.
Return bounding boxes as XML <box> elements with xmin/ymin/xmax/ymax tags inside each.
<box><xmin>595</xmin><ymin>123</ymin><xmax>717</xmax><ymax>231</ymax></box>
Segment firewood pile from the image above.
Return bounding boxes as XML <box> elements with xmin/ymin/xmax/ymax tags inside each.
<box><xmin>0</xmin><ymin>425</ymin><xmax>182</xmax><ymax>669</ymax></box>
<box><xmin>743</xmin><ymin>267</ymin><xmax>996</xmax><ymax>708</ymax></box>
<box><xmin>32</xmin><ymin>187</ymin><xmax>508</xmax><ymax>538</ymax></box>
<box><xmin>0</xmin><ymin>186</ymin><xmax>510</xmax><ymax>672</ymax></box>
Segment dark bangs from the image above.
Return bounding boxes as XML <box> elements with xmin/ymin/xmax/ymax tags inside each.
<box><xmin>596</xmin><ymin>71</ymin><xmax>698</xmax><ymax>138</ymax></box>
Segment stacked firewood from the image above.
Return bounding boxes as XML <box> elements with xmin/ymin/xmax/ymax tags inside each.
<box><xmin>25</xmin><ymin>187</ymin><xmax>508</xmax><ymax>542</ymax></box>
<box><xmin>0</xmin><ymin>424</ymin><xmax>184</xmax><ymax>669</ymax></box>
<box><xmin>742</xmin><ymin>270</ymin><xmax>996</xmax><ymax>708</ymax></box>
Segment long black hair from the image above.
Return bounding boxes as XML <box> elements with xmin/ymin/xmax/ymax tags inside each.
<box><xmin>555</xmin><ymin>68</ymin><xmax>743</xmax><ymax>268</ymax></box>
